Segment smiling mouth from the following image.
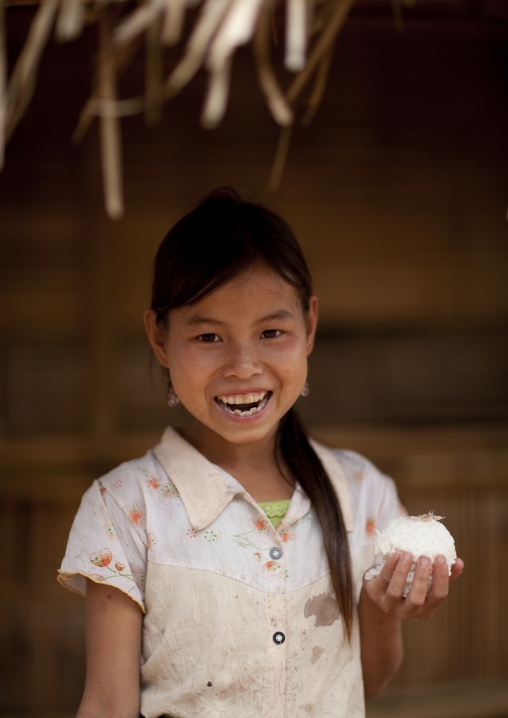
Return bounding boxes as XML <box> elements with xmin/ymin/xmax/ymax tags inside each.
<box><xmin>215</xmin><ymin>391</ymin><xmax>272</xmax><ymax>416</ymax></box>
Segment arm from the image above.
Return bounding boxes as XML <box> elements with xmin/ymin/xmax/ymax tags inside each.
<box><xmin>358</xmin><ymin>577</ymin><xmax>403</xmax><ymax>701</ymax></box>
<box><xmin>77</xmin><ymin>579</ymin><xmax>143</xmax><ymax>718</ymax></box>
<box><xmin>359</xmin><ymin>551</ymin><xmax>464</xmax><ymax>701</ymax></box>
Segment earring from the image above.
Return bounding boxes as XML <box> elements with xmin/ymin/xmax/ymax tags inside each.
<box><xmin>167</xmin><ymin>376</ymin><xmax>180</xmax><ymax>408</ymax></box>
<box><xmin>300</xmin><ymin>381</ymin><xmax>310</xmax><ymax>397</ymax></box>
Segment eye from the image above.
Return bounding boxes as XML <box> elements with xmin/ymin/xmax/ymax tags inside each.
<box><xmin>198</xmin><ymin>333</ymin><xmax>221</xmax><ymax>343</ymax></box>
<box><xmin>261</xmin><ymin>329</ymin><xmax>281</xmax><ymax>339</ymax></box>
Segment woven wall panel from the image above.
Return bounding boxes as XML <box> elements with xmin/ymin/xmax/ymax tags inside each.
<box><xmin>0</xmin><ymin>10</ymin><xmax>507</xmax><ymax>715</ymax></box>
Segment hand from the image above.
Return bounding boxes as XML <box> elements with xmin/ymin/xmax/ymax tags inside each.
<box><xmin>362</xmin><ymin>551</ymin><xmax>464</xmax><ymax>620</ymax></box>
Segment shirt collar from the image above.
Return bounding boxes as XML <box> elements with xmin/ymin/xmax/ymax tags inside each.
<box><xmin>152</xmin><ymin>427</ymin><xmax>354</xmax><ymax>534</ymax></box>
<box><xmin>152</xmin><ymin>427</ymin><xmax>242</xmax><ymax>531</ymax></box>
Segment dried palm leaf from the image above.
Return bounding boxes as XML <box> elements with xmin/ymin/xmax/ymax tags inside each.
<box><xmin>74</xmin><ymin>32</ymin><xmax>143</xmax><ymax>144</ymax></box>
<box><xmin>162</xmin><ymin>0</ymin><xmax>185</xmax><ymax>46</ymax></box>
<box><xmin>253</xmin><ymin>0</ymin><xmax>292</xmax><ymax>126</ymax></box>
<box><xmin>0</xmin><ymin>0</ymin><xmax>387</xmax><ymax>216</ymax></box>
<box><xmin>56</xmin><ymin>0</ymin><xmax>85</xmax><ymax>42</ymax></box>
<box><xmin>6</xmin><ymin>0</ymin><xmax>59</xmax><ymax>140</ymax></box>
<box><xmin>286</xmin><ymin>0</ymin><xmax>354</xmax><ymax>104</ymax></box>
<box><xmin>301</xmin><ymin>43</ymin><xmax>332</xmax><ymax>125</ymax></box>
<box><xmin>201</xmin><ymin>0</ymin><xmax>265</xmax><ymax>126</ymax></box>
<box><xmin>145</xmin><ymin>16</ymin><xmax>163</xmax><ymax>126</ymax></box>
<box><xmin>207</xmin><ymin>0</ymin><xmax>264</xmax><ymax>72</ymax></box>
<box><xmin>98</xmin><ymin>9</ymin><xmax>124</xmax><ymax>219</ymax></box>
<box><xmin>200</xmin><ymin>52</ymin><xmax>231</xmax><ymax>128</ymax></box>
<box><xmin>114</xmin><ymin>0</ymin><xmax>166</xmax><ymax>48</ymax></box>
<box><xmin>165</xmin><ymin>0</ymin><xmax>233</xmax><ymax>96</ymax></box>
<box><xmin>267</xmin><ymin>124</ymin><xmax>292</xmax><ymax>192</ymax></box>
<box><xmin>285</xmin><ymin>0</ymin><xmax>307</xmax><ymax>72</ymax></box>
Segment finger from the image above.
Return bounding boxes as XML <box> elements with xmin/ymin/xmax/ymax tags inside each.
<box><xmin>384</xmin><ymin>551</ymin><xmax>413</xmax><ymax>607</ymax></box>
<box><xmin>362</xmin><ymin>552</ymin><xmax>401</xmax><ymax>604</ymax></box>
<box><xmin>403</xmin><ymin>555</ymin><xmax>432</xmax><ymax>615</ymax></box>
<box><xmin>450</xmin><ymin>558</ymin><xmax>464</xmax><ymax>581</ymax></box>
<box><xmin>426</xmin><ymin>555</ymin><xmax>450</xmax><ymax>603</ymax></box>
<box><xmin>376</xmin><ymin>551</ymin><xmax>402</xmax><ymax>589</ymax></box>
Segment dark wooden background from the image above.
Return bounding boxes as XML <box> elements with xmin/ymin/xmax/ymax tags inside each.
<box><xmin>1</xmin><ymin>1</ymin><xmax>507</xmax><ymax>715</ymax></box>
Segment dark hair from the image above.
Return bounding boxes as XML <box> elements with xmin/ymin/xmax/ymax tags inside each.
<box><xmin>151</xmin><ymin>188</ymin><xmax>311</xmax><ymax>322</ymax></box>
<box><xmin>150</xmin><ymin>188</ymin><xmax>353</xmax><ymax>639</ymax></box>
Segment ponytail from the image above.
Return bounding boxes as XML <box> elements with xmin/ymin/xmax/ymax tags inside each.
<box><xmin>277</xmin><ymin>408</ymin><xmax>354</xmax><ymax>640</ymax></box>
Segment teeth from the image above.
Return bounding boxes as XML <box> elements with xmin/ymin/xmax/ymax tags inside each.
<box><xmin>217</xmin><ymin>391</ymin><xmax>267</xmax><ymax>405</ymax></box>
<box><xmin>218</xmin><ymin>391</ymin><xmax>270</xmax><ymax>416</ymax></box>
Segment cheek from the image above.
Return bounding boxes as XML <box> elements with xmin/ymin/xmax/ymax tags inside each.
<box><xmin>168</xmin><ymin>346</ymin><xmax>217</xmax><ymax>385</ymax></box>
<box><xmin>275</xmin><ymin>345</ymin><xmax>308</xmax><ymax>382</ymax></box>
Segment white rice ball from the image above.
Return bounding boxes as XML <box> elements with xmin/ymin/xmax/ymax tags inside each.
<box><xmin>365</xmin><ymin>512</ymin><xmax>457</xmax><ymax>597</ymax></box>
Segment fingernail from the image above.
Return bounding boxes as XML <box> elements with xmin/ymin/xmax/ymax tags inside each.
<box><xmin>436</xmin><ymin>555</ymin><xmax>446</xmax><ymax>566</ymax></box>
<box><xmin>420</xmin><ymin>556</ymin><xmax>430</xmax><ymax>567</ymax></box>
<box><xmin>403</xmin><ymin>552</ymin><xmax>412</xmax><ymax>562</ymax></box>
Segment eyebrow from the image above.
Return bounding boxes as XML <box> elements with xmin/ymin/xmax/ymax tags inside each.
<box><xmin>259</xmin><ymin>309</ymin><xmax>295</xmax><ymax>323</ymax></box>
<box><xmin>183</xmin><ymin>308</ymin><xmax>295</xmax><ymax>327</ymax></box>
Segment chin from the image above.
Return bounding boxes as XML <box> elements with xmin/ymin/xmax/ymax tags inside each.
<box><xmin>212</xmin><ymin>419</ymin><xmax>280</xmax><ymax>446</ymax></box>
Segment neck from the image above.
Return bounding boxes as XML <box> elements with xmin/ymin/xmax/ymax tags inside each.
<box><xmin>181</xmin><ymin>422</ymin><xmax>294</xmax><ymax>501</ymax></box>
<box><xmin>182</xmin><ymin>422</ymin><xmax>278</xmax><ymax>472</ymax></box>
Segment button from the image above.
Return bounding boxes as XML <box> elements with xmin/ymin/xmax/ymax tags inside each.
<box><xmin>269</xmin><ymin>546</ymin><xmax>282</xmax><ymax>560</ymax></box>
<box><xmin>273</xmin><ymin>631</ymin><xmax>285</xmax><ymax>645</ymax></box>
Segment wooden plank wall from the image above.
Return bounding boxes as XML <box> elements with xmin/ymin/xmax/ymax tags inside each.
<box><xmin>1</xmin><ymin>3</ymin><xmax>507</xmax><ymax>714</ymax></box>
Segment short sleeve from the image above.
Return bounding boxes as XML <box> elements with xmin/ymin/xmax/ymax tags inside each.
<box><xmin>329</xmin><ymin>448</ymin><xmax>406</xmax><ymax>602</ymax></box>
<box><xmin>365</xmin><ymin>459</ymin><xmax>406</xmax><ymax>534</ymax></box>
<box><xmin>58</xmin><ymin>478</ymin><xmax>147</xmax><ymax>612</ymax></box>
<box><xmin>334</xmin><ymin>448</ymin><xmax>406</xmax><ymax>535</ymax></box>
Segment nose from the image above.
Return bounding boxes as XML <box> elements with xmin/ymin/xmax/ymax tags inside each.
<box><xmin>221</xmin><ymin>341</ymin><xmax>262</xmax><ymax>380</ymax></box>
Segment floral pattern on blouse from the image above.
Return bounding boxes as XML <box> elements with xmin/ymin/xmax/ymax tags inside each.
<box><xmin>58</xmin><ymin>428</ymin><xmax>404</xmax><ymax>718</ymax></box>
<box><xmin>59</xmin><ymin>429</ymin><xmax>403</xmax><ymax>612</ymax></box>
<box><xmin>87</xmin><ymin>547</ymin><xmax>138</xmax><ymax>593</ymax></box>
<box><xmin>138</xmin><ymin>464</ymin><xmax>180</xmax><ymax>504</ymax></box>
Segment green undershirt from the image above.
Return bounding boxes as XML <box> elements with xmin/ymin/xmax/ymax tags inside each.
<box><xmin>257</xmin><ymin>499</ymin><xmax>291</xmax><ymax>529</ymax></box>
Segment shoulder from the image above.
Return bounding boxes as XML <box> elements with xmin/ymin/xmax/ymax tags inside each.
<box><xmin>59</xmin><ymin>454</ymin><xmax>166</xmax><ymax>610</ymax></box>
<box><xmin>76</xmin><ymin>448</ymin><xmax>180</xmax><ymax>535</ymax></box>
<box><xmin>96</xmin><ymin>449</ymin><xmax>173</xmax><ymax>503</ymax></box>
<box><xmin>312</xmin><ymin>442</ymin><xmax>404</xmax><ymax>538</ymax></box>
<box><xmin>328</xmin><ymin>448</ymin><xmax>389</xmax><ymax>486</ymax></box>
<box><xmin>312</xmin><ymin>440</ymin><xmax>392</xmax><ymax>493</ymax></box>
<box><xmin>332</xmin><ymin>448</ymin><xmax>402</xmax><ymax>514</ymax></box>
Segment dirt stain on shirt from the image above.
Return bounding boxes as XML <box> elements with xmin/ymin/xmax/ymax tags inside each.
<box><xmin>311</xmin><ymin>645</ymin><xmax>325</xmax><ymax>664</ymax></box>
<box><xmin>218</xmin><ymin>683</ymin><xmax>249</xmax><ymax>700</ymax></box>
<box><xmin>304</xmin><ymin>593</ymin><xmax>340</xmax><ymax>627</ymax></box>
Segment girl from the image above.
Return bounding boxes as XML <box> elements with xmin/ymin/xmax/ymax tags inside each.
<box><xmin>59</xmin><ymin>188</ymin><xmax>463</xmax><ymax>718</ymax></box>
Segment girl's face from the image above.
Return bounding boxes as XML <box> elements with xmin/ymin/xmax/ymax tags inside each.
<box><xmin>145</xmin><ymin>265</ymin><xmax>318</xmax><ymax>455</ymax></box>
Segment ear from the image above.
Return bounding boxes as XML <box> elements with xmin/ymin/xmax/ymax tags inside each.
<box><xmin>305</xmin><ymin>295</ymin><xmax>319</xmax><ymax>356</ymax></box>
<box><xmin>144</xmin><ymin>309</ymin><xmax>170</xmax><ymax>369</ymax></box>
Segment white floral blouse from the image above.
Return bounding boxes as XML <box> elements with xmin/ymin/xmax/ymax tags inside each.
<box><xmin>58</xmin><ymin>427</ymin><xmax>404</xmax><ymax>718</ymax></box>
